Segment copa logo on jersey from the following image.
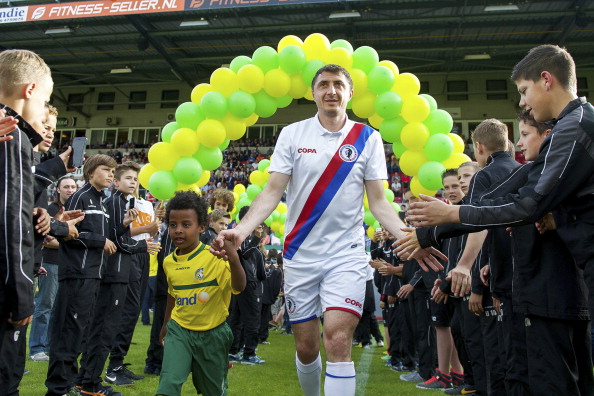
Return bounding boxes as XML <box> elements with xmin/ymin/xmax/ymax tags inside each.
<box><xmin>195</xmin><ymin>268</ymin><xmax>204</xmax><ymax>280</ymax></box>
<box><xmin>339</xmin><ymin>144</ymin><xmax>358</xmax><ymax>162</ymax></box>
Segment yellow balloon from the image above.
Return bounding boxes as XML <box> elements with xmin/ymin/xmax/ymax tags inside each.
<box><xmin>176</xmin><ymin>182</ymin><xmax>193</xmax><ymax>191</ymax></box>
<box><xmin>401</xmin><ymin>122</ymin><xmax>430</xmax><ymax>150</ymax></box>
<box><xmin>138</xmin><ymin>163</ymin><xmax>157</xmax><ymax>189</ymax></box>
<box><xmin>220</xmin><ymin>113</ymin><xmax>247</xmax><ymax>141</ymax></box>
<box><xmin>392</xmin><ymin>72</ymin><xmax>420</xmax><ymax>98</ymax></box>
<box><xmin>171</xmin><ymin>128</ymin><xmax>200</xmax><ymax>156</ymax></box>
<box><xmin>278</xmin><ymin>35</ymin><xmax>304</xmax><ymax>52</ymax></box>
<box><xmin>442</xmin><ymin>152</ymin><xmax>472</xmax><ymax>169</ymax></box>
<box><xmin>229</xmin><ymin>205</ymin><xmax>237</xmax><ymax>216</ymax></box>
<box><xmin>191</xmin><ymin>83</ymin><xmax>213</xmax><ymax>104</ymax></box>
<box><xmin>352</xmin><ymin>91</ymin><xmax>377</xmax><ymax>119</ymax></box>
<box><xmin>264</xmin><ymin>69</ymin><xmax>291</xmax><ymax>98</ymax></box>
<box><xmin>368</xmin><ymin>113</ymin><xmax>383</xmax><ymax>130</ymax></box>
<box><xmin>276</xmin><ymin>202</ymin><xmax>287</xmax><ymax>214</ymax></box>
<box><xmin>303</xmin><ymin>33</ymin><xmax>330</xmax><ymax>62</ymax></box>
<box><xmin>401</xmin><ymin>95</ymin><xmax>431</xmax><ymax>123</ymax></box>
<box><xmin>279</xmin><ymin>224</ymin><xmax>285</xmax><ymax>235</ymax></box>
<box><xmin>366</xmin><ymin>226</ymin><xmax>375</xmax><ymax>239</ymax></box>
<box><xmin>197</xmin><ymin>119</ymin><xmax>226</xmax><ymax>148</ymax></box>
<box><xmin>304</xmin><ymin>88</ymin><xmax>314</xmax><ymax>101</ymax></box>
<box><xmin>148</xmin><ymin>142</ymin><xmax>179</xmax><ymax>171</ymax></box>
<box><xmin>249</xmin><ymin>170</ymin><xmax>265</xmax><ymax>186</ymax></box>
<box><xmin>363</xmin><ymin>190</ymin><xmax>369</xmax><ymax>209</ymax></box>
<box><xmin>244</xmin><ymin>113</ymin><xmax>259</xmax><ymax>127</ymax></box>
<box><xmin>350</xmin><ymin>68</ymin><xmax>368</xmax><ymax>97</ymax></box>
<box><xmin>237</xmin><ymin>64</ymin><xmax>265</xmax><ymax>94</ymax></box>
<box><xmin>232</xmin><ymin>191</ymin><xmax>239</xmax><ymax>204</ymax></box>
<box><xmin>382</xmin><ymin>180</ymin><xmax>389</xmax><ymax>189</ymax></box>
<box><xmin>196</xmin><ymin>170</ymin><xmax>211</xmax><ymax>187</ymax></box>
<box><xmin>399</xmin><ymin>149</ymin><xmax>428</xmax><ymax>176</ymax></box>
<box><xmin>288</xmin><ymin>73</ymin><xmax>308</xmax><ymax>99</ymax></box>
<box><xmin>210</xmin><ymin>68</ymin><xmax>239</xmax><ymax>98</ymax></box>
<box><xmin>410</xmin><ymin>176</ymin><xmax>437</xmax><ymax>198</ymax></box>
<box><xmin>448</xmin><ymin>133</ymin><xmax>465</xmax><ymax>154</ymax></box>
<box><xmin>378</xmin><ymin>60</ymin><xmax>399</xmax><ymax>76</ymax></box>
<box><xmin>327</xmin><ymin>47</ymin><xmax>353</xmax><ymax>69</ymax></box>
<box><xmin>271</xmin><ymin>221</ymin><xmax>281</xmax><ymax>233</ymax></box>
<box><xmin>234</xmin><ymin>184</ymin><xmax>246</xmax><ymax>195</ymax></box>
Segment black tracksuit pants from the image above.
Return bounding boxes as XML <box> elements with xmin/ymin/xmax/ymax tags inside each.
<box><xmin>457</xmin><ymin>296</ymin><xmax>487</xmax><ymax>395</ymax></box>
<box><xmin>497</xmin><ymin>294</ymin><xmax>530</xmax><ymax>396</ymax></box>
<box><xmin>526</xmin><ymin>315</ymin><xmax>593</xmax><ymax>396</ymax></box>
<box><xmin>145</xmin><ymin>295</ymin><xmax>167</xmax><ymax>370</ymax></box>
<box><xmin>0</xmin><ymin>323</ymin><xmax>27</xmax><ymax>396</ymax></box>
<box><xmin>411</xmin><ymin>288</ymin><xmax>435</xmax><ymax>380</ymax></box>
<box><xmin>450</xmin><ymin>299</ymin><xmax>473</xmax><ymax>387</ymax></box>
<box><xmin>258</xmin><ymin>303</ymin><xmax>272</xmax><ymax>342</ymax></box>
<box><xmin>78</xmin><ymin>282</ymin><xmax>128</xmax><ymax>390</ymax></box>
<box><xmin>45</xmin><ymin>278</ymin><xmax>100</xmax><ymax>396</ymax></box>
<box><xmin>108</xmin><ymin>252</ymin><xmax>149</xmax><ymax>370</ymax></box>
<box><xmin>480</xmin><ymin>294</ymin><xmax>506</xmax><ymax>396</ymax></box>
<box><xmin>228</xmin><ymin>281</ymin><xmax>261</xmax><ymax>358</ymax></box>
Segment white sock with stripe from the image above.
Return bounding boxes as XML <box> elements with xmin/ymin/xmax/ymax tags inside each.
<box><xmin>324</xmin><ymin>361</ymin><xmax>356</xmax><ymax>396</ymax></box>
<box><xmin>296</xmin><ymin>352</ymin><xmax>322</xmax><ymax>396</ymax></box>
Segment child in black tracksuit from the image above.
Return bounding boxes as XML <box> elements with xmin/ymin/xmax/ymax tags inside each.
<box><xmin>77</xmin><ymin>163</ymin><xmax>159</xmax><ymax>395</ymax></box>
<box><xmin>45</xmin><ymin>154</ymin><xmax>118</xmax><ymax>396</ymax></box>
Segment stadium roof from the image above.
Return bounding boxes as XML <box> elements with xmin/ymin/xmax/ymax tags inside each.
<box><xmin>1</xmin><ymin>0</ymin><xmax>593</xmax><ymax>89</ymax></box>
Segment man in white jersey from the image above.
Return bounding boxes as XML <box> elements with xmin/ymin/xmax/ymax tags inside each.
<box><xmin>212</xmin><ymin>64</ymin><xmax>444</xmax><ymax>396</ymax></box>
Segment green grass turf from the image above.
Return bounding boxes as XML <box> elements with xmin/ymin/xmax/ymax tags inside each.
<box><xmin>20</xmin><ymin>318</ymin><xmax>431</xmax><ymax>395</ymax></box>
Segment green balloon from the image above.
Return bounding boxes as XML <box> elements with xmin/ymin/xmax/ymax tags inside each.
<box><xmin>236</xmin><ymin>197</ymin><xmax>251</xmax><ymax>211</ymax></box>
<box><xmin>258</xmin><ymin>159</ymin><xmax>271</xmax><ymax>171</ymax></box>
<box><xmin>424</xmin><ymin>133</ymin><xmax>454</xmax><ymax>162</ymax></box>
<box><xmin>252</xmin><ymin>46</ymin><xmax>279</xmax><ymax>73</ymax></box>
<box><xmin>279</xmin><ymin>45</ymin><xmax>306</xmax><ymax>74</ymax></box>
<box><xmin>368</xmin><ymin>66</ymin><xmax>395</xmax><ymax>94</ymax></box>
<box><xmin>229</xmin><ymin>90</ymin><xmax>256</xmax><ymax>119</ymax></box>
<box><xmin>161</xmin><ymin>122</ymin><xmax>179</xmax><ymax>143</ymax></box>
<box><xmin>219</xmin><ymin>139</ymin><xmax>230</xmax><ymax>151</ymax></box>
<box><xmin>193</xmin><ymin>145</ymin><xmax>223</xmax><ymax>171</ymax></box>
<box><xmin>230</xmin><ymin>55</ymin><xmax>252</xmax><ymax>73</ymax></box>
<box><xmin>254</xmin><ymin>91</ymin><xmax>277</xmax><ymax>118</ymax></box>
<box><xmin>175</xmin><ymin>102</ymin><xmax>204</xmax><ymax>130</ymax></box>
<box><xmin>264</xmin><ymin>214</ymin><xmax>274</xmax><ymax>226</ymax></box>
<box><xmin>375</xmin><ymin>91</ymin><xmax>403</xmax><ymax>120</ymax></box>
<box><xmin>246</xmin><ymin>184</ymin><xmax>262</xmax><ymax>200</ymax></box>
<box><xmin>302</xmin><ymin>59</ymin><xmax>326</xmax><ymax>87</ymax></box>
<box><xmin>418</xmin><ymin>161</ymin><xmax>446</xmax><ymax>190</ymax></box>
<box><xmin>279</xmin><ymin>213</ymin><xmax>286</xmax><ymax>223</ymax></box>
<box><xmin>379</xmin><ymin>116</ymin><xmax>406</xmax><ymax>143</ymax></box>
<box><xmin>372</xmin><ymin>220</ymin><xmax>381</xmax><ymax>231</ymax></box>
<box><xmin>424</xmin><ymin>109</ymin><xmax>454</xmax><ymax>135</ymax></box>
<box><xmin>271</xmin><ymin>210</ymin><xmax>280</xmax><ymax>222</ymax></box>
<box><xmin>239</xmin><ymin>192</ymin><xmax>248</xmax><ymax>200</ymax></box>
<box><xmin>275</xmin><ymin>95</ymin><xmax>292</xmax><ymax>109</ymax></box>
<box><xmin>352</xmin><ymin>46</ymin><xmax>379</xmax><ymax>73</ymax></box>
<box><xmin>420</xmin><ymin>94</ymin><xmax>438</xmax><ymax>111</ymax></box>
<box><xmin>200</xmin><ymin>91</ymin><xmax>228</xmax><ymax>119</ymax></box>
<box><xmin>384</xmin><ymin>188</ymin><xmax>395</xmax><ymax>203</ymax></box>
<box><xmin>364</xmin><ymin>209</ymin><xmax>375</xmax><ymax>226</ymax></box>
<box><xmin>391</xmin><ymin>202</ymin><xmax>401</xmax><ymax>213</ymax></box>
<box><xmin>330</xmin><ymin>39</ymin><xmax>354</xmax><ymax>53</ymax></box>
<box><xmin>392</xmin><ymin>141</ymin><xmax>406</xmax><ymax>158</ymax></box>
<box><xmin>173</xmin><ymin>157</ymin><xmax>203</xmax><ymax>185</ymax></box>
<box><xmin>148</xmin><ymin>170</ymin><xmax>177</xmax><ymax>200</ymax></box>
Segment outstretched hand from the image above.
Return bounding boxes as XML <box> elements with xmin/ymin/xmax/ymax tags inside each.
<box><xmin>406</xmin><ymin>195</ymin><xmax>457</xmax><ymax>227</ymax></box>
<box><xmin>393</xmin><ymin>227</ymin><xmax>420</xmax><ymax>258</ymax></box>
<box><xmin>0</xmin><ymin>110</ymin><xmax>18</xmax><ymax>142</ymax></box>
<box><xmin>210</xmin><ymin>229</ymin><xmax>246</xmax><ymax>260</ymax></box>
<box><xmin>408</xmin><ymin>247</ymin><xmax>446</xmax><ymax>272</ymax></box>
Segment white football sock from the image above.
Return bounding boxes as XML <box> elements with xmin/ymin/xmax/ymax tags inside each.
<box><xmin>296</xmin><ymin>352</ymin><xmax>322</xmax><ymax>396</ymax></box>
<box><xmin>324</xmin><ymin>361</ymin><xmax>356</xmax><ymax>396</ymax></box>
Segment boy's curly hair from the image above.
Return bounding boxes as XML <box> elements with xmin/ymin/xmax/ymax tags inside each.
<box><xmin>209</xmin><ymin>188</ymin><xmax>235</xmax><ymax>213</ymax></box>
<box><xmin>165</xmin><ymin>191</ymin><xmax>208</xmax><ymax>228</ymax></box>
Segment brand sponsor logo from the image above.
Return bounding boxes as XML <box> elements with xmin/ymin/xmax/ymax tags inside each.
<box><xmin>297</xmin><ymin>148</ymin><xmax>317</xmax><ymax>153</ymax></box>
<box><xmin>176</xmin><ymin>293</ymin><xmax>209</xmax><ymax>305</ymax></box>
<box><xmin>31</xmin><ymin>6</ymin><xmax>46</xmax><ymax>19</ymax></box>
<box><xmin>345</xmin><ymin>297</ymin><xmax>362</xmax><ymax>309</ymax></box>
<box><xmin>195</xmin><ymin>268</ymin><xmax>204</xmax><ymax>280</ymax></box>
<box><xmin>339</xmin><ymin>144</ymin><xmax>357</xmax><ymax>162</ymax></box>
<box><xmin>187</xmin><ymin>0</ymin><xmax>205</xmax><ymax>8</ymax></box>
<box><xmin>0</xmin><ymin>6</ymin><xmax>27</xmax><ymax>23</ymax></box>
<box><xmin>176</xmin><ymin>266</ymin><xmax>190</xmax><ymax>270</ymax></box>
<box><xmin>285</xmin><ymin>296</ymin><xmax>297</xmax><ymax>314</ymax></box>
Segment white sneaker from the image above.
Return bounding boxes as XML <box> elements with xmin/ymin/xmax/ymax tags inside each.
<box><xmin>30</xmin><ymin>352</ymin><xmax>49</xmax><ymax>361</ymax></box>
<box><xmin>376</xmin><ymin>340</ymin><xmax>384</xmax><ymax>347</ymax></box>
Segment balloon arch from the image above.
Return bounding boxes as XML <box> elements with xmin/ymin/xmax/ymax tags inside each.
<box><xmin>138</xmin><ymin>33</ymin><xmax>471</xmax><ymax>241</ymax></box>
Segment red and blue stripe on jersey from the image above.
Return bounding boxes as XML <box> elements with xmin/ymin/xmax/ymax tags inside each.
<box><xmin>283</xmin><ymin>123</ymin><xmax>374</xmax><ymax>260</ymax></box>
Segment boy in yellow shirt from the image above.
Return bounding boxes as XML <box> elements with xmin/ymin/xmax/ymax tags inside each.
<box><xmin>156</xmin><ymin>191</ymin><xmax>246</xmax><ymax>396</ymax></box>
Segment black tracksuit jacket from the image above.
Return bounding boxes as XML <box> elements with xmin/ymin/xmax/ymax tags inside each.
<box><xmin>102</xmin><ymin>190</ymin><xmax>148</xmax><ymax>283</ymax></box>
<box><xmin>0</xmin><ymin>105</ymin><xmax>43</xmax><ymax>321</ymax></box>
<box><xmin>458</xmin><ymin>98</ymin><xmax>594</xmax><ymax>270</ymax></box>
<box><xmin>59</xmin><ymin>183</ymin><xmax>110</xmax><ymax>280</ymax></box>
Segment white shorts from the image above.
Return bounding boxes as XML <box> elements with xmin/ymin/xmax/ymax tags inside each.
<box><xmin>283</xmin><ymin>254</ymin><xmax>368</xmax><ymax>324</ymax></box>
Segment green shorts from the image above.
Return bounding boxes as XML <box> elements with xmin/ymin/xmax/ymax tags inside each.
<box><xmin>156</xmin><ymin>320</ymin><xmax>233</xmax><ymax>396</ymax></box>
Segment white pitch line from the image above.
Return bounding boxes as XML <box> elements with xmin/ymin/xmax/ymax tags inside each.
<box><xmin>355</xmin><ymin>347</ymin><xmax>374</xmax><ymax>396</ymax></box>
